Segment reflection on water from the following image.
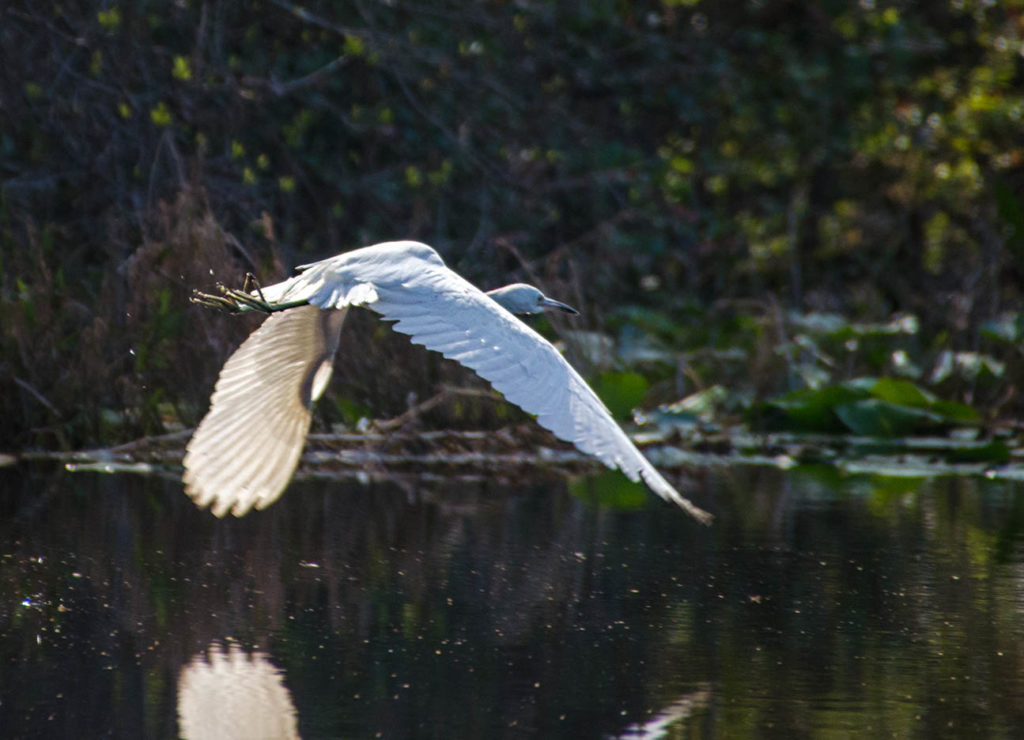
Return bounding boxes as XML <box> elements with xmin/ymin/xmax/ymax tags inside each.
<box><xmin>611</xmin><ymin>690</ymin><xmax>710</xmax><ymax>738</ymax></box>
<box><xmin>178</xmin><ymin>641</ymin><xmax>298</xmax><ymax>740</ymax></box>
<box><xmin>2</xmin><ymin>464</ymin><xmax>1024</xmax><ymax>738</ymax></box>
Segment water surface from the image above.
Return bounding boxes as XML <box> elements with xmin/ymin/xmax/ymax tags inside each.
<box><xmin>3</xmin><ymin>464</ymin><xmax>1024</xmax><ymax>738</ymax></box>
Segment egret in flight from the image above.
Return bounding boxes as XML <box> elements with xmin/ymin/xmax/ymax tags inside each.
<box><xmin>184</xmin><ymin>241</ymin><xmax>712</xmax><ymax>524</ymax></box>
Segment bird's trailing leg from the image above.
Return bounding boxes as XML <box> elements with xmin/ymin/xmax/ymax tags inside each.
<box><xmin>190</xmin><ymin>273</ymin><xmax>307</xmax><ymax>314</ymax></box>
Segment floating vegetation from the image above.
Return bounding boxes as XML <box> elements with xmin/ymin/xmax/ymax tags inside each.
<box><xmin>760</xmin><ymin>377</ymin><xmax>979</xmax><ymax>436</ymax></box>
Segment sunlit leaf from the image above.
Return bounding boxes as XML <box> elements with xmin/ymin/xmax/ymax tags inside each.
<box><xmin>868</xmin><ymin>378</ymin><xmax>936</xmax><ymax>408</ymax></box>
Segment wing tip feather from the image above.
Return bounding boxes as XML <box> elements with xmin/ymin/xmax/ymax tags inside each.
<box><xmin>639</xmin><ymin>467</ymin><xmax>714</xmax><ymax>525</ymax></box>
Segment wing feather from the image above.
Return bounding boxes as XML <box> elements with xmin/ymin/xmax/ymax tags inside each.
<box><xmin>184</xmin><ymin>306</ymin><xmax>347</xmax><ymax>516</ymax></box>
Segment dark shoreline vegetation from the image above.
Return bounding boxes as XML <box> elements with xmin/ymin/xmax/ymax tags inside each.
<box><xmin>3</xmin><ymin>2</ymin><xmax>1024</xmax><ymax>469</ymax></box>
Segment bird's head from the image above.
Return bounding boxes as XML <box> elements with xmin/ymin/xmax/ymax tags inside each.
<box><xmin>486</xmin><ymin>283</ymin><xmax>579</xmax><ymax>316</ymax></box>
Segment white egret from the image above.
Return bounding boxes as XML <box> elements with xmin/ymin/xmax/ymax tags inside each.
<box><xmin>184</xmin><ymin>240</ymin><xmax>712</xmax><ymax>524</ymax></box>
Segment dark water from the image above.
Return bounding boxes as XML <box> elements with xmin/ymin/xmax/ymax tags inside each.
<box><xmin>3</xmin><ymin>463</ymin><xmax>1024</xmax><ymax>739</ymax></box>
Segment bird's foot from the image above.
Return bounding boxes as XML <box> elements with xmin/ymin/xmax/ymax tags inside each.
<box><xmin>190</xmin><ymin>274</ymin><xmax>282</xmax><ymax>314</ymax></box>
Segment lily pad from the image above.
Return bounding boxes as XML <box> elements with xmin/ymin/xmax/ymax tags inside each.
<box><xmin>762</xmin><ymin>382</ymin><xmax>871</xmax><ymax>433</ymax></box>
<box><xmin>834</xmin><ymin>399</ymin><xmax>945</xmax><ymax>437</ymax></box>
<box><xmin>761</xmin><ymin>377</ymin><xmax>980</xmax><ymax>436</ymax></box>
<box><xmin>868</xmin><ymin>377</ymin><xmax>936</xmax><ymax>407</ymax></box>
<box><xmin>929</xmin><ymin>400</ymin><xmax>981</xmax><ymax>424</ymax></box>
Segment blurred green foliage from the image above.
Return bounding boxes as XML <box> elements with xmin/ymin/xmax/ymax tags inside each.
<box><xmin>593</xmin><ymin>371</ymin><xmax>651</xmax><ymax>420</ymax></box>
<box><xmin>2</xmin><ymin>1</ymin><xmax>1024</xmax><ymax>448</ymax></box>
<box><xmin>762</xmin><ymin>376</ymin><xmax>980</xmax><ymax>435</ymax></box>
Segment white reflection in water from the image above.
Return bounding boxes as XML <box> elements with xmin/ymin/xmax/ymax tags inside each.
<box><xmin>609</xmin><ymin>689</ymin><xmax>710</xmax><ymax>739</ymax></box>
<box><xmin>178</xmin><ymin>640</ymin><xmax>299</xmax><ymax>740</ymax></box>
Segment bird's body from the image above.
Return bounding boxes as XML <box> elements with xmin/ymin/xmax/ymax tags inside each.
<box><xmin>184</xmin><ymin>241</ymin><xmax>712</xmax><ymax>524</ymax></box>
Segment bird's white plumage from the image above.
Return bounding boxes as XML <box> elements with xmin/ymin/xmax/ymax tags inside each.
<box><xmin>185</xmin><ymin>241</ymin><xmax>712</xmax><ymax>523</ymax></box>
<box><xmin>183</xmin><ymin>305</ymin><xmax>347</xmax><ymax>516</ymax></box>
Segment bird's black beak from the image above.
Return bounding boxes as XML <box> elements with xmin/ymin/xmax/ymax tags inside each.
<box><xmin>539</xmin><ymin>297</ymin><xmax>579</xmax><ymax>315</ymax></box>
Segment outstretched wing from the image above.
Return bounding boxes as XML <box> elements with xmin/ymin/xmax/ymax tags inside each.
<box><xmin>184</xmin><ymin>305</ymin><xmax>347</xmax><ymax>516</ymax></box>
<box><xmin>372</xmin><ymin>279</ymin><xmax>711</xmax><ymax>524</ymax></box>
<box><xmin>281</xmin><ymin>243</ymin><xmax>710</xmax><ymax>524</ymax></box>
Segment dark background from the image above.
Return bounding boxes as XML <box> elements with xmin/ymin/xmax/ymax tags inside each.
<box><xmin>3</xmin><ymin>0</ymin><xmax>1024</xmax><ymax>448</ymax></box>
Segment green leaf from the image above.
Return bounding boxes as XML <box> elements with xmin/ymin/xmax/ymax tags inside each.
<box><xmin>593</xmin><ymin>371</ymin><xmax>650</xmax><ymax>420</ymax></box>
<box><xmin>868</xmin><ymin>377</ymin><xmax>936</xmax><ymax>408</ymax></box>
<box><xmin>842</xmin><ymin>377</ymin><xmax>881</xmax><ymax>394</ymax></box>
<box><xmin>764</xmin><ymin>383</ymin><xmax>871</xmax><ymax>432</ymax></box>
<box><xmin>929</xmin><ymin>400</ymin><xmax>980</xmax><ymax>424</ymax></box>
<box><xmin>763</xmin><ymin>377</ymin><xmax>981</xmax><ymax>434</ymax></box>
<box><xmin>835</xmin><ymin>399</ymin><xmax>945</xmax><ymax>437</ymax></box>
<box><xmin>944</xmin><ymin>440</ymin><xmax>1010</xmax><ymax>464</ymax></box>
